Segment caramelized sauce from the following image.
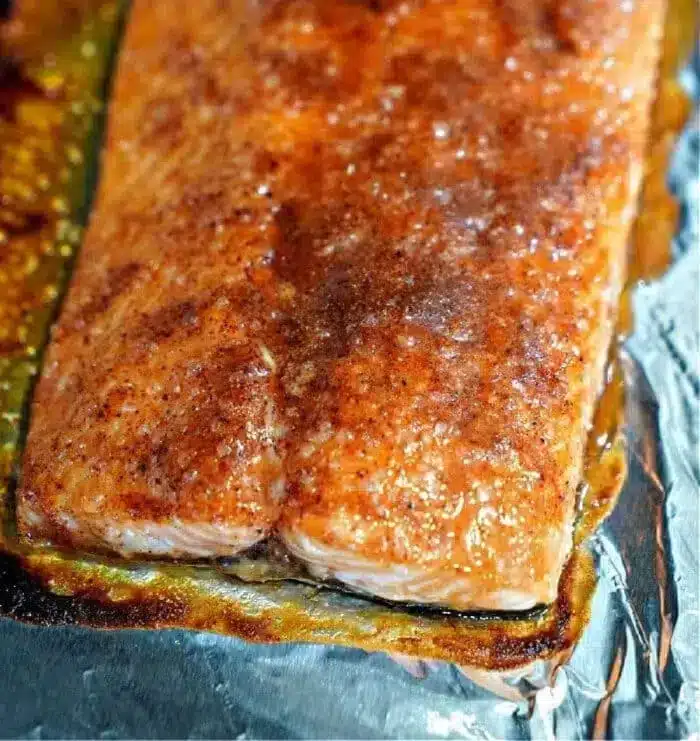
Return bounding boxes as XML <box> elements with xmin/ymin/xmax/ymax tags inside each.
<box><xmin>0</xmin><ymin>2</ymin><xmax>122</xmax><ymax>544</ymax></box>
<box><xmin>579</xmin><ymin>0</ymin><xmax>697</xmax><ymax>530</ymax></box>
<box><xmin>0</xmin><ymin>58</ymin><xmax>44</xmax><ymax>121</ymax></box>
<box><xmin>0</xmin><ymin>0</ymin><xmax>695</xmax><ymax>669</ymax></box>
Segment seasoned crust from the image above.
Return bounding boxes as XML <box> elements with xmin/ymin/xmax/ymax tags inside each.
<box><xmin>18</xmin><ymin>0</ymin><xmax>663</xmax><ymax>608</ymax></box>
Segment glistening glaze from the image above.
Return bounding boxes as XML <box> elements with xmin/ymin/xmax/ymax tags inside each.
<box><xmin>17</xmin><ymin>0</ymin><xmax>664</xmax><ymax>613</ymax></box>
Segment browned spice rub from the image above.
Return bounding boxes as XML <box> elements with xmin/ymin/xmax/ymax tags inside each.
<box><xmin>17</xmin><ymin>0</ymin><xmax>664</xmax><ymax>609</ymax></box>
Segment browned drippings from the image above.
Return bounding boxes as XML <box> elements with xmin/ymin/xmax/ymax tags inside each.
<box><xmin>0</xmin><ymin>2</ymin><xmax>123</xmax><ymax>547</ymax></box>
<box><xmin>629</xmin><ymin>0</ymin><xmax>697</xmax><ymax>283</ymax></box>
<box><xmin>0</xmin><ymin>0</ymin><xmax>695</xmax><ymax>670</ymax></box>
<box><xmin>0</xmin><ymin>57</ymin><xmax>45</xmax><ymax>121</ymax></box>
<box><xmin>576</xmin><ymin>0</ymin><xmax>697</xmax><ymax>537</ymax></box>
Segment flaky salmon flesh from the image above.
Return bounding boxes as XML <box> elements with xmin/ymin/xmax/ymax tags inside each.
<box><xmin>17</xmin><ymin>0</ymin><xmax>664</xmax><ymax>610</ymax></box>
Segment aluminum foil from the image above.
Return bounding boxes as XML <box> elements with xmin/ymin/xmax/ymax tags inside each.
<box><xmin>0</xmin><ymin>32</ymin><xmax>698</xmax><ymax>741</ymax></box>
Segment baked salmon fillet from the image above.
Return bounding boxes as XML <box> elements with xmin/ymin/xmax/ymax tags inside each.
<box><xmin>18</xmin><ymin>0</ymin><xmax>663</xmax><ymax>607</ymax></box>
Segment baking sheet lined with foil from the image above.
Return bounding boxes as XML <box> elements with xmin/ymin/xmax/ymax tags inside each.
<box><xmin>0</xmin><ymin>5</ymin><xmax>698</xmax><ymax>741</ymax></box>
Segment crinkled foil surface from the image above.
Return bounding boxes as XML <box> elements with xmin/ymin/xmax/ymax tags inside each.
<box><xmin>0</xmin><ymin>17</ymin><xmax>698</xmax><ymax>741</ymax></box>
